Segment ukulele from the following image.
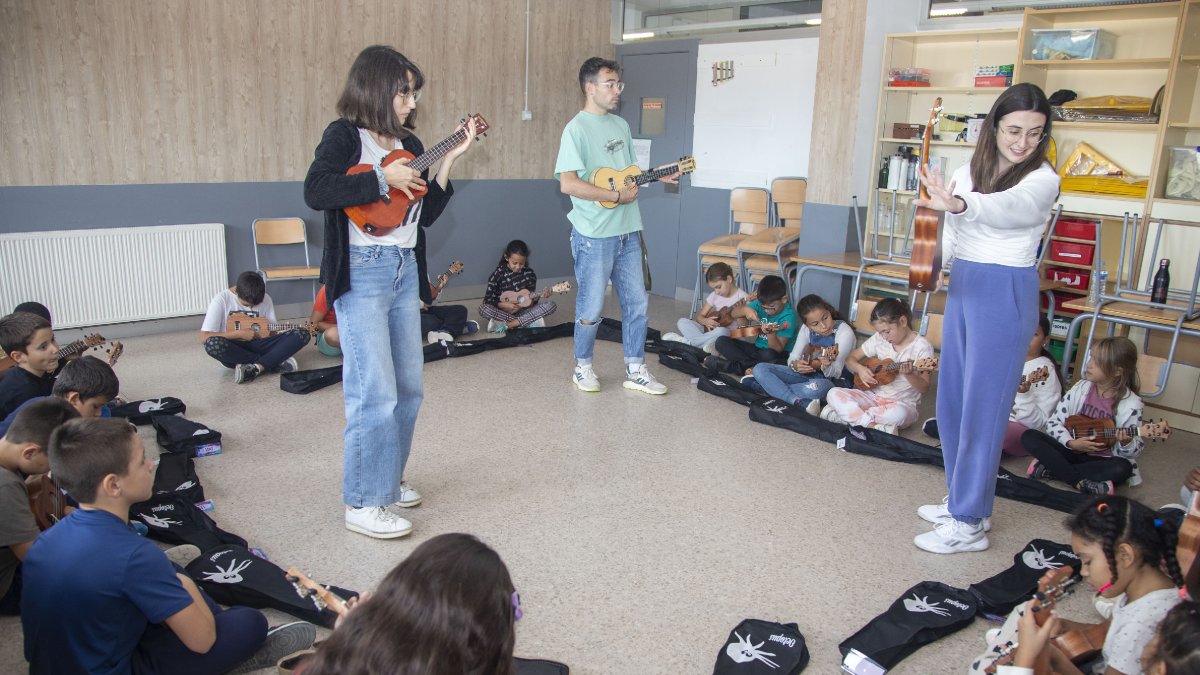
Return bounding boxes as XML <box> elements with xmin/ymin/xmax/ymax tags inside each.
<box><xmin>1020</xmin><ymin>366</ymin><xmax>1050</xmax><ymax>390</ymax></box>
<box><xmin>499</xmin><ymin>281</ymin><xmax>573</xmax><ymax>308</ymax></box>
<box><xmin>0</xmin><ymin>333</ymin><xmax>108</xmax><ymax>375</ymax></box>
<box><xmin>344</xmin><ymin>114</ymin><xmax>491</xmax><ymax>236</ymax></box>
<box><xmin>703</xmin><ymin>292</ymin><xmax>757</xmax><ymax>332</ymax></box>
<box><xmin>430</xmin><ymin>260</ymin><xmax>465</xmax><ymax>299</ymax></box>
<box><xmin>286</xmin><ymin>568</ymin><xmax>350</xmax><ymax>617</ymax></box>
<box><xmin>793</xmin><ymin>344</ymin><xmax>839</xmax><ymax>372</ymax></box>
<box><xmin>1062</xmin><ymin>415</ymin><xmax>1171</xmax><ymax>450</ymax></box>
<box><xmin>980</xmin><ymin>566</ymin><xmax>1078</xmax><ymax>674</ymax></box>
<box><xmin>854</xmin><ymin>356</ymin><xmax>940</xmax><ymax>391</ymax></box>
<box><xmin>1178</xmin><ymin>493</ymin><xmax>1200</xmax><ymax>597</ymax></box>
<box><xmin>592</xmin><ymin>157</ymin><xmax>697</xmax><ymax>209</ymax></box>
<box><xmin>909</xmin><ymin>97</ymin><xmax>946</xmax><ymax>292</ymax></box>
<box><xmin>26</xmin><ymin>473</ymin><xmax>69</xmax><ymax>531</ymax></box>
<box><xmin>729</xmin><ymin>320</ymin><xmax>789</xmax><ymax>339</ymax></box>
<box><xmin>225</xmin><ymin>312</ymin><xmax>315</xmax><ymax>336</ymax></box>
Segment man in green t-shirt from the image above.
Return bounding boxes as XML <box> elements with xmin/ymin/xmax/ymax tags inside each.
<box><xmin>554</xmin><ymin>57</ymin><xmax>678</xmax><ymax>395</ymax></box>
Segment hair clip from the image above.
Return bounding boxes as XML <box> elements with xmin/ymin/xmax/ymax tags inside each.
<box><xmin>1097</xmin><ymin>582</ymin><xmax>1114</xmax><ymax>594</ymax></box>
<box><xmin>1154</xmin><ymin>518</ymin><xmax>1163</xmax><ymax>528</ymax></box>
<box><xmin>1180</xmin><ymin>587</ymin><xmax>1190</xmax><ymax>601</ymax></box>
<box><xmin>512</xmin><ymin>591</ymin><xmax>523</xmax><ymax>622</ymax></box>
<box><xmin>1096</xmin><ymin>503</ymin><xmax>1110</xmax><ymax>513</ymax></box>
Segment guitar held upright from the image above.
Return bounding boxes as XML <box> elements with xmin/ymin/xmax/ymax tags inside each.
<box><xmin>909</xmin><ymin>97</ymin><xmax>945</xmax><ymax>292</ymax></box>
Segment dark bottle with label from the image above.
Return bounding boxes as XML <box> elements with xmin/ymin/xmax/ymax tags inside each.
<box><xmin>1150</xmin><ymin>259</ymin><xmax>1170</xmax><ymax>304</ymax></box>
<box><xmin>878</xmin><ymin>157</ymin><xmax>889</xmax><ymax>189</ymax></box>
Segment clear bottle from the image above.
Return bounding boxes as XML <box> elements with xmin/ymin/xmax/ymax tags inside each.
<box><xmin>1150</xmin><ymin>259</ymin><xmax>1170</xmax><ymax>304</ymax></box>
<box><xmin>1097</xmin><ymin>262</ymin><xmax>1108</xmax><ymax>304</ymax></box>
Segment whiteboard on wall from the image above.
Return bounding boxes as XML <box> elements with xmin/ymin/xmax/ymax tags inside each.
<box><xmin>692</xmin><ymin>38</ymin><xmax>818</xmax><ymax>190</ymax></box>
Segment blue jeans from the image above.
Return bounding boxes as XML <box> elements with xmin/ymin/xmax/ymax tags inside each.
<box><xmin>751</xmin><ymin>362</ymin><xmax>839</xmax><ymax>406</ymax></box>
<box><xmin>334</xmin><ymin>245</ymin><xmax>424</xmax><ymax>508</ymax></box>
<box><xmin>570</xmin><ymin>230</ymin><xmax>648</xmax><ymax>365</ymax></box>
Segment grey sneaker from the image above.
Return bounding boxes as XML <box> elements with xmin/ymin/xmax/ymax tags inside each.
<box><xmin>1077</xmin><ymin>479</ymin><xmax>1115</xmax><ymax>495</ymax></box>
<box><xmin>1027</xmin><ymin>459</ymin><xmax>1053</xmax><ymax>481</ymax></box>
<box><xmin>573</xmin><ymin>364</ymin><xmax>600</xmax><ymax>392</ymax></box>
<box><xmin>624</xmin><ymin>364</ymin><xmax>667</xmax><ymax>395</ymax></box>
<box><xmin>804</xmin><ymin>400</ymin><xmax>822</xmax><ymax>416</ymax></box>
<box><xmin>277</xmin><ymin>357</ymin><xmax>299</xmax><ymax>373</ymax></box>
<box><xmin>230</xmin><ymin>622</ymin><xmax>317</xmax><ymax>675</ymax></box>
<box><xmin>233</xmin><ymin>363</ymin><xmax>259</xmax><ymax>384</ymax></box>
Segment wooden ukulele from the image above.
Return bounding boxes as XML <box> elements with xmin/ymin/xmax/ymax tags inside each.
<box><xmin>1063</xmin><ymin>415</ymin><xmax>1171</xmax><ymax>450</ymax></box>
<box><xmin>1178</xmin><ymin>493</ymin><xmax>1200</xmax><ymax>598</ymax></box>
<box><xmin>344</xmin><ymin>114</ymin><xmax>490</xmax><ymax>236</ymax></box>
<box><xmin>1020</xmin><ymin>366</ymin><xmax>1051</xmax><ymax>390</ymax></box>
<box><xmin>286</xmin><ymin>568</ymin><xmax>350</xmax><ymax>617</ymax></box>
<box><xmin>1051</xmin><ymin>621</ymin><xmax>1108</xmax><ymax>666</ymax></box>
<box><xmin>592</xmin><ymin>156</ymin><xmax>697</xmax><ymax>209</ymax></box>
<box><xmin>26</xmin><ymin>473</ymin><xmax>69</xmax><ymax>531</ymax></box>
<box><xmin>430</xmin><ymin>260</ymin><xmax>465</xmax><ymax>297</ymax></box>
<box><xmin>980</xmin><ymin>566</ymin><xmax>1078</xmax><ymax>674</ymax></box>
<box><xmin>0</xmin><ymin>333</ymin><xmax>108</xmax><ymax>375</ymax></box>
<box><xmin>909</xmin><ymin>97</ymin><xmax>946</xmax><ymax>292</ymax></box>
<box><xmin>729</xmin><ymin>320</ymin><xmax>789</xmax><ymax>339</ymax></box>
<box><xmin>703</xmin><ymin>292</ymin><xmax>756</xmax><ymax>332</ymax></box>
<box><xmin>793</xmin><ymin>344</ymin><xmax>839</xmax><ymax>372</ymax></box>
<box><xmin>499</xmin><ymin>281</ymin><xmax>572</xmax><ymax>308</ymax></box>
<box><xmin>854</xmin><ymin>356</ymin><xmax>939</xmax><ymax>391</ymax></box>
<box><xmin>225</xmin><ymin>312</ymin><xmax>314</xmax><ymax>336</ymax></box>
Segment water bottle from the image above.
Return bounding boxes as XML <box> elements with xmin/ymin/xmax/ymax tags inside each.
<box><xmin>1097</xmin><ymin>263</ymin><xmax>1108</xmax><ymax>304</ymax></box>
<box><xmin>1088</xmin><ymin>267</ymin><xmax>1100</xmax><ymax>306</ymax></box>
<box><xmin>1150</xmin><ymin>259</ymin><xmax>1170</xmax><ymax>304</ymax></box>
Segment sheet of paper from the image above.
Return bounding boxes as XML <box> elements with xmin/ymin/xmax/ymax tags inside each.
<box><xmin>632</xmin><ymin>139</ymin><xmax>652</xmax><ymax>171</ymax></box>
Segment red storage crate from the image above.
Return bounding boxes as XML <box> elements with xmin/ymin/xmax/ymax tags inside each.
<box><xmin>1055</xmin><ymin>219</ymin><xmax>1097</xmax><ymax>240</ymax></box>
<box><xmin>1048</xmin><ymin>240</ymin><xmax>1095</xmax><ymax>266</ymax></box>
<box><xmin>1043</xmin><ymin>290</ymin><xmax>1085</xmax><ymax>316</ymax></box>
<box><xmin>1047</xmin><ymin>267</ymin><xmax>1090</xmax><ymax>290</ymax></box>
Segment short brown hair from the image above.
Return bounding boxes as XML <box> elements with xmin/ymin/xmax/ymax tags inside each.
<box><xmin>706</xmin><ymin>262</ymin><xmax>735</xmax><ymax>283</ymax></box>
<box><xmin>579</xmin><ymin>56</ymin><xmax>619</xmax><ymax>94</ymax></box>
<box><xmin>48</xmin><ymin>418</ymin><xmax>138</xmax><ymax>504</ymax></box>
<box><xmin>337</xmin><ymin>45</ymin><xmax>424</xmax><ymax>139</ymax></box>
<box><xmin>0</xmin><ymin>311</ymin><xmax>51</xmax><ymax>356</ymax></box>
<box><xmin>53</xmin><ymin>356</ymin><xmax>120</xmax><ymax>402</ymax></box>
<box><xmin>4</xmin><ymin>398</ymin><xmax>79</xmax><ymax>447</ymax></box>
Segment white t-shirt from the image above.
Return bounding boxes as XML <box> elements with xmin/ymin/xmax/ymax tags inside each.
<box><xmin>787</xmin><ymin>321</ymin><xmax>857</xmax><ymax>379</ymax></box>
<box><xmin>347</xmin><ymin>128</ymin><xmax>422</xmax><ymax>248</ymax></box>
<box><xmin>1096</xmin><ymin>588</ymin><xmax>1181</xmax><ymax>675</ymax></box>
<box><xmin>944</xmin><ymin>162</ymin><xmax>1060</xmax><ymax>268</ymax></box>
<box><xmin>200</xmin><ymin>289</ymin><xmax>276</xmax><ymax>333</ymax></box>
<box><xmin>1009</xmin><ymin>355</ymin><xmax>1062</xmax><ymax>431</ymax></box>
<box><xmin>705</xmin><ymin>288</ymin><xmax>749</xmax><ymax>310</ymax></box>
<box><xmin>859</xmin><ymin>332</ymin><xmax>935</xmax><ymax>406</ymax></box>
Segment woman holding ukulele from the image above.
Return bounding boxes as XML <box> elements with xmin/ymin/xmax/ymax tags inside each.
<box><xmin>304</xmin><ymin>45</ymin><xmax>474</xmax><ymax>539</ymax></box>
<box><xmin>911</xmin><ymin>83</ymin><xmax>1061</xmax><ymax>554</ymax></box>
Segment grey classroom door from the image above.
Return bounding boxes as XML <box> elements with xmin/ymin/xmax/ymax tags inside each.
<box><xmin>617</xmin><ymin>51</ymin><xmax>690</xmax><ymax>297</ymax></box>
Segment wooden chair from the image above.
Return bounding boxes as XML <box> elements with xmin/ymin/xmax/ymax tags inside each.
<box><xmin>252</xmin><ymin>218</ymin><xmax>320</xmax><ymax>298</ymax></box>
<box><xmin>692</xmin><ymin>188</ymin><xmax>770</xmax><ymax>314</ymax></box>
<box><xmin>739</xmin><ymin>177</ymin><xmax>805</xmax><ymax>305</ymax></box>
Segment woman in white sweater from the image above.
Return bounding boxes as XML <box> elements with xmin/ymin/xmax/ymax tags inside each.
<box><xmin>912</xmin><ymin>83</ymin><xmax>1061</xmax><ymax>554</ymax></box>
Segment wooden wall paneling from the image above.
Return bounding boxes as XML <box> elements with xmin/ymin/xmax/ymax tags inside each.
<box><xmin>806</xmin><ymin>0</ymin><xmax>869</xmax><ymax>206</ymax></box>
<box><xmin>0</xmin><ymin>0</ymin><xmax>613</xmax><ymax>186</ymax></box>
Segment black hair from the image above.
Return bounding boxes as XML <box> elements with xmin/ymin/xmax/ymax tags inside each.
<box><xmin>48</xmin><ymin>417</ymin><xmax>139</xmax><ymax>504</ymax></box>
<box><xmin>706</xmin><ymin>262</ymin><xmax>735</xmax><ymax>283</ymax></box>
<box><xmin>13</xmin><ymin>302</ymin><xmax>51</xmax><ymax>323</ymax></box>
<box><xmin>498</xmin><ymin>240</ymin><xmax>530</xmax><ymax>268</ymax></box>
<box><xmin>1143</xmin><ymin>601</ymin><xmax>1200</xmax><ymax>675</ymax></box>
<box><xmin>1066</xmin><ymin>496</ymin><xmax>1186</xmax><ymax>592</ymax></box>
<box><xmin>337</xmin><ymin>45</ymin><xmax>425</xmax><ymax>138</ymax></box>
<box><xmin>235</xmin><ymin>271</ymin><xmax>266</xmax><ymax>306</ymax></box>
<box><xmin>756</xmin><ymin>275</ymin><xmax>787</xmax><ymax>303</ymax></box>
<box><xmin>0</xmin><ymin>311</ymin><xmax>52</xmax><ymax>356</ymax></box>
<box><xmin>579</xmin><ymin>57</ymin><xmax>620</xmax><ymax>94</ymax></box>
<box><xmin>871</xmin><ymin>298</ymin><xmax>912</xmax><ymax>326</ymax></box>
<box><xmin>795</xmin><ymin>294</ymin><xmax>843</xmax><ymax>324</ymax></box>
<box><xmin>971</xmin><ymin>82</ymin><xmax>1054</xmax><ymax>194</ymax></box>
<box><xmin>3</xmin><ymin>398</ymin><xmax>79</xmax><ymax>448</ymax></box>
<box><xmin>52</xmin><ymin>356</ymin><xmax>120</xmax><ymax>402</ymax></box>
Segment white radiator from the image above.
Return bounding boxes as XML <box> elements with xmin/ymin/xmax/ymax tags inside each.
<box><xmin>0</xmin><ymin>224</ymin><xmax>227</xmax><ymax>329</ymax></box>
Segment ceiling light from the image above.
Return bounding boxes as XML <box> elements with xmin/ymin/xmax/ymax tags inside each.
<box><xmin>622</xmin><ymin>31</ymin><xmax>656</xmax><ymax>40</ymax></box>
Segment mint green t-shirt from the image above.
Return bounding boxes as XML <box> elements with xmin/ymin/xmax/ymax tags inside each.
<box><xmin>553</xmin><ymin>111</ymin><xmax>643</xmax><ymax>238</ymax></box>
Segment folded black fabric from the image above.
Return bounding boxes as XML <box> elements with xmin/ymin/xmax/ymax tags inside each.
<box><xmin>152</xmin><ymin>451</ymin><xmax>204</xmax><ymax>506</ymax></box>
<box><xmin>839</xmin><ymin>581</ymin><xmax>978</xmax><ymax>670</ymax></box>
<box><xmin>152</xmin><ymin>415</ymin><xmax>222</xmax><ymax>456</ymax></box>
<box><xmin>109</xmin><ymin>397</ymin><xmax>186</xmax><ymax>425</ymax></box>
<box><xmin>714</xmin><ymin>618</ymin><xmax>809</xmax><ymax>674</ymax></box>
<box><xmin>280</xmin><ymin>365</ymin><xmax>343</xmax><ymax>394</ymax></box>
<box><xmin>129</xmin><ymin>493</ymin><xmax>246</xmax><ymax>551</ymax></box>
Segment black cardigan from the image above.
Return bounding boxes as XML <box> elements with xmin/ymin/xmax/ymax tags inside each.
<box><xmin>303</xmin><ymin>119</ymin><xmax>454</xmax><ymax>304</ymax></box>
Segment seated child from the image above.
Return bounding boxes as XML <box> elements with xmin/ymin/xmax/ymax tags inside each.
<box><xmin>662</xmin><ymin>262</ymin><xmax>749</xmax><ymax>355</ymax></box>
<box><xmin>0</xmin><ymin>355</ymin><xmax>119</xmax><ymax>438</ymax></box>
<box><xmin>309</xmin><ymin>284</ymin><xmax>341</xmax><ymax>357</ymax></box>
<box><xmin>706</xmin><ymin>275</ymin><xmax>797</xmax><ymax>376</ymax></box>
<box><xmin>747</xmin><ymin>294</ymin><xmax>856</xmax><ymax>415</ymax></box>
<box><xmin>420</xmin><ymin>268</ymin><xmax>478</xmax><ymax>344</ymax></box>
<box><xmin>21</xmin><ymin>417</ymin><xmax>312</xmax><ymax>674</ymax></box>
<box><xmin>820</xmin><ymin>298</ymin><xmax>933</xmax><ymax>435</ymax></box>
<box><xmin>0</xmin><ymin>312</ymin><xmax>59</xmax><ymax>420</ymax></box>
<box><xmin>302</xmin><ymin>532</ymin><xmax>519</xmax><ymax>675</ymax></box>
<box><xmin>1023</xmin><ymin>336</ymin><xmax>1144</xmax><ymax>495</ymax></box>
<box><xmin>0</xmin><ymin>399</ymin><xmax>79</xmax><ymax>616</ymax></box>
<box><xmin>479</xmin><ymin>240</ymin><xmax>557</xmax><ymax>333</ymax></box>
<box><xmin>1002</xmin><ymin>316</ymin><xmax>1063</xmax><ymax>456</ymax></box>
<box><xmin>199</xmin><ymin>271</ymin><xmax>311</xmax><ymax>384</ymax></box>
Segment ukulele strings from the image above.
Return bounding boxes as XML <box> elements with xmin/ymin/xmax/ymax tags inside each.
<box><xmin>409</xmin><ymin>125</ymin><xmax>472</xmax><ymax>173</ymax></box>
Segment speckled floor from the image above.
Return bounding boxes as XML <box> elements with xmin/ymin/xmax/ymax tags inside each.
<box><xmin>1</xmin><ymin>291</ymin><xmax>1193</xmax><ymax>674</ymax></box>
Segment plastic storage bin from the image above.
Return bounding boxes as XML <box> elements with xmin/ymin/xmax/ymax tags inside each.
<box><xmin>1165</xmin><ymin>146</ymin><xmax>1200</xmax><ymax>201</ymax></box>
<box><xmin>1048</xmin><ymin>240</ymin><xmax>1096</xmax><ymax>267</ymax></box>
<box><xmin>1055</xmin><ymin>219</ymin><xmax>1097</xmax><ymax>240</ymax></box>
<box><xmin>1047</xmin><ymin>267</ymin><xmax>1090</xmax><ymax>290</ymax></box>
<box><xmin>1029</xmin><ymin>28</ymin><xmax>1116</xmax><ymax>61</ymax></box>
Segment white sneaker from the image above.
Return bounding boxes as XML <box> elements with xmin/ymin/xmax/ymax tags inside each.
<box><xmin>624</xmin><ymin>364</ymin><xmax>668</xmax><ymax>395</ymax></box>
<box><xmin>804</xmin><ymin>400</ymin><xmax>822</xmax><ymax>416</ymax></box>
<box><xmin>702</xmin><ymin>341</ymin><xmax>722</xmax><ymax>356</ymax></box>
<box><xmin>527</xmin><ymin>318</ymin><xmax>546</xmax><ymax>328</ymax></box>
<box><xmin>345</xmin><ymin>506</ymin><xmax>412</xmax><ymax>539</ymax></box>
<box><xmin>392</xmin><ymin>481</ymin><xmax>422</xmax><ymax>508</ymax></box>
<box><xmin>1128</xmin><ymin>461</ymin><xmax>1142</xmax><ymax>487</ymax></box>
<box><xmin>426</xmin><ymin>330</ymin><xmax>453</xmax><ymax>344</ymax></box>
<box><xmin>819</xmin><ymin>405</ymin><xmax>844</xmax><ymax>423</ymax></box>
<box><xmin>487</xmin><ymin>319</ymin><xmax>505</xmax><ymax>333</ymax></box>
<box><xmin>661</xmin><ymin>332</ymin><xmax>687</xmax><ymax>344</ymax></box>
<box><xmin>917</xmin><ymin>496</ymin><xmax>991</xmax><ymax>531</ymax></box>
<box><xmin>573</xmin><ymin>364</ymin><xmax>600</xmax><ymax>392</ymax></box>
<box><xmin>277</xmin><ymin>357</ymin><xmax>299</xmax><ymax>373</ymax></box>
<box><xmin>871</xmin><ymin>423</ymin><xmax>899</xmax><ymax>435</ymax></box>
<box><xmin>914</xmin><ymin>518</ymin><xmax>989</xmax><ymax>554</ymax></box>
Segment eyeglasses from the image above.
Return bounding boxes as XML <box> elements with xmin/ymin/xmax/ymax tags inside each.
<box><xmin>598</xmin><ymin>81</ymin><xmax>625</xmax><ymax>92</ymax></box>
<box><xmin>998</xmin><ymin>126</ymin><xmax>1043</xmax><ymax>143</ymax></box>
<box><xmin>398</xmin><ymin>90</ymin><xmax>422</xmax><ymax>104</ymax></box>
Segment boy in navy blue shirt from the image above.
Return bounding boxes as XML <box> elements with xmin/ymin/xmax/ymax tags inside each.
<box><xmin>22</xmin><ymin>417</ymin><xmax>272</xmax><ymax>674</ymax></box>
<box><xmin>0</xmin><ymin>312</ymin><xmax>59</xmax><ymax>420</ymax></box>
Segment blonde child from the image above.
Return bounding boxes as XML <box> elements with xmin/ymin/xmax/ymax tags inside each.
<box><xmin>1022</xmin><ymin>336</ymin><xmax>1144</xmax><ymax>495</ymax></box>
<box><xmin>479</xmin><ymin>240</ymin><xmax>557</xmax><ymax>333</ymax></box>
<box><xmin>1003</xmin><ymin>316</ymin><xmax>1062</xmax><ymax>456</ymax></box>
<box><xmin>820</xmin><ymin>298</ymin><xmax>933</xmax><ymax>435</ymax></box>
<box><xmin>662</xmin><ymin>262</ymin><xmax>748</xmax><ymax>355</ymax></box>
<box><xmin>747</xmin><ymin>294</ymin><xmax>856</xmax><ymax>415</ymax></box>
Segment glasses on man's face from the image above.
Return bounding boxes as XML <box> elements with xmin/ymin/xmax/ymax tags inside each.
<box><xmin>998</xmin><ymin>126</ymin><xmax>1043</xmax><ymax>143</ymax></box>
<box><xmin>598</xmin><ymin>81</ymin><xmax>625</xmax><ymax>93</ymax></box>
<box><xmin>398</xmin><ymin>90</ymin><xmax>422</xmax><ymax>104</ymax></box>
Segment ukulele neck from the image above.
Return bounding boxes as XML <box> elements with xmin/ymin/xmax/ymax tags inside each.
<box><xmin>633</xmin><ymin>163</ymin><xmax>679</xmax><ymax>186</ymax></box>
<box><xmin>409</xmin><ymin>127</ymin><xmax>468</xmax><ymax>173</ymax></box>
<box><xmin>57</xmin><ymin>340</ymin><xmax>89</xmax><ymax>359</ymax></box>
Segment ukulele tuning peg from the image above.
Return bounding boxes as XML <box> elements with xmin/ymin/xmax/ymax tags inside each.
<box><xmin>285</xmin><ymin>575</ymin><xmax>298</xmax><ymax>582</ymax></box>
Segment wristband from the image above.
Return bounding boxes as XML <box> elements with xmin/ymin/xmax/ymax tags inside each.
<box><xmin>613</xmin><ymin>190</ymin><xmax>620</xmax><ymax>204</ymax></box>
<box><xmin>372</xmin><ymin>164</ymin><xmax>389</xmax><ymax>196</ymax></box>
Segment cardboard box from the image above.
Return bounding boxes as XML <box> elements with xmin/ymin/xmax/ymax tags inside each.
<box><xmin>892</xmin><ymin>123</ymin><xmax>924</xmax><ymax>139</ymax></box>
<box><xmin>974</xmin><ymin>75</ymin><xmax>1012</xmax><ymax>88</ymax></box>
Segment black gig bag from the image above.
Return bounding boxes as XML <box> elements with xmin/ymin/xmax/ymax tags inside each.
<box><xmin>185</xmin><ymin>545</ymin><xmax>356</xmax><ymax>629</ymax></box>
<box><xmin>129</xmin><ymin>493</ymin><xmax>247</xmax><ymax>551</ymax></box>
<box><xmin>993</xmin><ymin>467</ymin><xmax>1091</xmax><ymax>515</ymax></box>
<box><xmin>109</xmin><ymin>397</ymin><xmax>186</xmax><ymax>425</ymax></box>
<box><xmin>152</xmin><ymin>451</ymin><xmax>204</xmax><ymax>506</ymax></box>
<box><xmin>839</xmin><ymin>581</ymin><xmax>977</xmax><ymax>670</ymax></box>
<box><xmin>657</xmin><ymin>344</ymin><xmax>711</xmax><ymax>378</ymax></box>
<box><xmin>152</xmin><ymin>415</ymin><xmax>222</xmax><ymax>456</ymax></box>
<box><xmin>713</xmin><ymin>618</ymin><xmax>809</xmax><ymax>674</ymax></box>
<box><xmin>514</xmin><ymin>657</ymin><xmax>570</xmax><ymax>675</ymax></box>
<box><xmin>697</xmin><ymin>373</ymin><xmax>766</xmax><ymax>406</ymax></box>
<box><xmin>840</xmin><ymin>428</ymin><xmax>945</xmax><ymax>467</ymax></box>
<box><xmin>748</xmin><ymin>398</ymin><xmax>847</xmax><ymax>444</ymax></box>
<box><xmin>280</xmin><ymin>365</ymin><xmax>343</xmax><ymax>394</ymax></box>
<box><xmin>968</xmin><ymin>539</ymin><xmax>1081</xmax><ymax>618</ymax></box>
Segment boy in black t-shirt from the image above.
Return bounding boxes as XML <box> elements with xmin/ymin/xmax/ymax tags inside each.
<box><xmin>0</xmin><ymin>312</ymin><xmax>59</xmax><ymax>420</ymax></box>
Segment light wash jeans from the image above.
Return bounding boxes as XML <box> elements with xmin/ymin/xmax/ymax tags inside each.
<box><xmin>751</xmin><ymin>362</ymin><xmax>839</xmax><ymax>406</ymax></box>
<box><xmin>677</xmin><ymin>318</ymin><xmax>730</xmax><ymax>349</ymax></box>
<box><xmin>333</xmin><ymin>245</ymin><xmax>424</xmax><ymax>508</ymax></box>
<box><xmin>570</xmin><ymin>230</ymin><xmax>648</xmax><ymax>365</ymax></box>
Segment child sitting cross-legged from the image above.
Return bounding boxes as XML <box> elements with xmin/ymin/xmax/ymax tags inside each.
<box><xmin>661</xmin><ymin>262</ymin><xmax>749</xmax><ymax>355</ymax></box>
<box><xmin>199</xmin><ymin>271</ymin><xmax>311</xmax><ymax>384</ymax></box>
<box><xmin>705</xmin><ymin>275</ymin><xmax>797</xmax><ymax>377</ymax></box>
